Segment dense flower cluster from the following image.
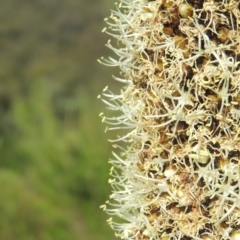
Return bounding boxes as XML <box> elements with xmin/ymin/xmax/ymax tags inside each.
<box><xmin>99</xmin><ymin>0</ymin><xmax>240</xmax><ymax>239</ymax></box>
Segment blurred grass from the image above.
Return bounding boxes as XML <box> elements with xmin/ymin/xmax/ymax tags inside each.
<box><xmin>0</xmin><ymin>0</ymin><xmax>120</xmax><ymax>239</ymax></box>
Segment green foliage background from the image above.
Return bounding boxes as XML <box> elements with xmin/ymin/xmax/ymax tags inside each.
<box><xmin>0</xmin><ymin>0</ymin><xmax>119</xmax><ymax>239</ymax></box>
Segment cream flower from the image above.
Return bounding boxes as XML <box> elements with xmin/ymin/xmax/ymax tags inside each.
<box><xmin>99</xmin><ymin>0</ymin><xmax>240</xmax><ymax>239</ymax></box>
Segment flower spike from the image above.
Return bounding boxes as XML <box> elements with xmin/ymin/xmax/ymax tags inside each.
<box><xmin>100</xmin><ymin>0</ymin><xmax>240</xmax><ymax>239</ymax></box>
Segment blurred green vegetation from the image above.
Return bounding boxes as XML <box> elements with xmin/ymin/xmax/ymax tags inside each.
<box><xmin>0</xmin><ymin>0</ymin><xmax>119</xmax><ymax>239</ymax></box>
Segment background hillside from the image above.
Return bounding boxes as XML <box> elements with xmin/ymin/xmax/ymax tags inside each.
<box><xmin>0</xmin><ymin>0</ymin><xmax>120</xmax><ymax>239</ymax></box>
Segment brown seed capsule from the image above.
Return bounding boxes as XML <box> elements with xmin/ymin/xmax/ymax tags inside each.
<box><xmin>156</xmin><ymin>58</ymin><xmax>164</xmax><ymax>71</ymax></box>
<box><xmin>163</xmin><ymin>26</ymin><xmax>174</xmax><ymax>36</ymax></box>
<box><xmin>173</xmin><ymin>35</ymin><xmax>188</xmax><ymax>50</ymax></box>
<box><xmin>218</xmin><ymin>27</ymin><xmax>229</xmax><ymax>43</ymax></box>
